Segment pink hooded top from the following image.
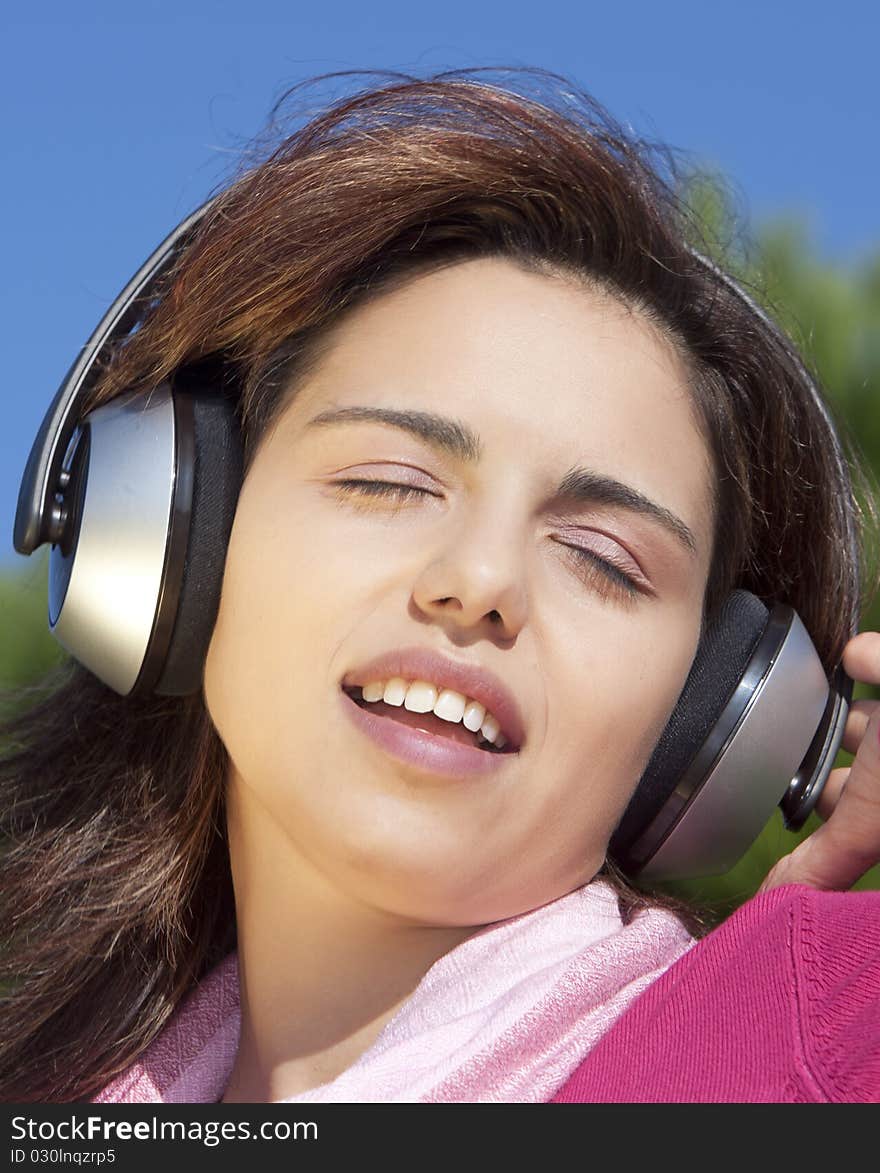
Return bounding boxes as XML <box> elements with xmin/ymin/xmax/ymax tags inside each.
<box><xmin>91</xmin><ymin>881</ymin><xmax>880</xmax><ymax>1104</ymax></box>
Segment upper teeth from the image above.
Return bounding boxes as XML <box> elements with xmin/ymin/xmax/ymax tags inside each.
<box><xmin>359</xmin><ymin>678</ymin><xmax>509</xmax><ymax>749</ymax></box>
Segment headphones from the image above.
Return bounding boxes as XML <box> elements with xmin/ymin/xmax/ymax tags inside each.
<box><xmin>12</xmin><ymin>195</ymin><xmax>857</xmax><ymax>883</ymax></box>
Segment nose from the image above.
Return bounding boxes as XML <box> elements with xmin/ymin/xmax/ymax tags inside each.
<box><xmin>411</xmin><ymin>508</ymin><xmax>529</xmax><ymax>639</ymax></box>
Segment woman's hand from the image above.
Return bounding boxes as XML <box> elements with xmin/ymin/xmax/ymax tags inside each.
<box><xmin>758</xmin><ymin>630</ymin><xmax>880</xmax><ymax>893</ymax></box>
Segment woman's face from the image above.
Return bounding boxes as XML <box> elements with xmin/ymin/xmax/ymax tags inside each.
<box><xmin>204</xmin><ymin>257</ymin><xmax>715</xmax><ymax>926</ymax></box>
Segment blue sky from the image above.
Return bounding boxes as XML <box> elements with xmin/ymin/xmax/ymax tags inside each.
<box><xmin>3</xmin><ymin>0</ymin><xmax>878</xmax><ymax>574</ymax></box>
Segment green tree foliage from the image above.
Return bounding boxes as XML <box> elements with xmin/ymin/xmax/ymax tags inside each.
<box><xmin>0</xmin><ymin>550</ymin><xmax>64</xmax><ymax>694</ymax></box>
<box><xmin>1</xmin><ymin>179</ymin><xmax>878</xmax><ymax>913</ymax></box>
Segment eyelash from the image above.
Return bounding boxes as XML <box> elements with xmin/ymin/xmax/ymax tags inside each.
<box><xmin>332</xmin><ymin>478</ymin><xmax>641</xmax><ymax>599</ymax></box>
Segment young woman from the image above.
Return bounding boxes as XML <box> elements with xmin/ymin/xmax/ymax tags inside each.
<box><xmin>3</xmin><ymin>70</ymin><xmax>880</xmax><ymax>1104</ymax></box>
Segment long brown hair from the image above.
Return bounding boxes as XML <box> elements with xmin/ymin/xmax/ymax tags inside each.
<box><xmin>2</xmin><ymin>68</ymin><xmax>878</xmax><ymax>1103</ymax></box>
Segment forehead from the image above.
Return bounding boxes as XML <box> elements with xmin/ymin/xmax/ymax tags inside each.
<box><xmin>280</xmin><ymin>257</ymin><xmax>716</xmax><ymax>554</ymax></box>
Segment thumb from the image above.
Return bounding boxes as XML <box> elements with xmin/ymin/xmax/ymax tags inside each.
<box><xmin>758</xmin><ymin>704</ymin><xmax>880</xmax><ymax>893</ymax></box>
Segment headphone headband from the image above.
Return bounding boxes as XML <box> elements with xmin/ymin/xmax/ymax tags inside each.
<box><xmin>13</xmin><ymin>198</ymin><xmax>218</xmax><ymax>557</ymax></box>
<box><xmin>688</xmin><ymin>250</ymin><xmax>862</xmax><ymax>643</ymax></box>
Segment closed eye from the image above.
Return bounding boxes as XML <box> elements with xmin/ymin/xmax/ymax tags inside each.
<box><xmin>556</xmin><ymin>542</ymin><xmax>641</xmax><ymax>598</ymax></box>
<box><xmin>332</xmin><ymin>479</ymin><xmax>436</xmax><ymax>503</ymax></box>
<box><xmin>332</xmin><ymin>479</ymin><xmax>642</xmax><ymax>599</ymax></box>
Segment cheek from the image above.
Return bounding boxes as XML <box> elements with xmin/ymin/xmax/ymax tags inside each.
<box><xmin>552</xmin><ymin>615</ymin><xmax>700</xmax><ymax>806</ymax></box>
<box><xmin>204</xmin><ymin>471</ymin><xmax>417</xmax><ymax>799</ymax></box>
<box><xmin>203</xmin><ymin>486</ymin><xmax>345</xmax><ymax>757</ymax></box>
<box><xmin>621</xmin><ymin>629</ymin><xmax>701</xmax><ymax>810</ymax></box>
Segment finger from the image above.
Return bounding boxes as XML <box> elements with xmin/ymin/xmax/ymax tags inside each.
<box><xmin>762</xmin><ymin>704</ymin><xmax>880</xmax><ymax>892</ymax></box>
<box><xmin>842</xmin><ymin>631</ymin><xmax>880</xmax><ymax>686</ymax></box>
<box><xmin>814</xmin><ymin>765</ymin><xmax>849</xmax><ymax>821</ymax></box>
<box><xmin>841</xmin><ymin>700</ymin><xmax>877</xmax><ymax>756</ymax></box>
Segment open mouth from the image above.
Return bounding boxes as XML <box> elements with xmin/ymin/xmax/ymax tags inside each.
<box><xmin>341</xmin><ymin>685</ymin><xmax>516</xmax><ymax>754</ymax></box>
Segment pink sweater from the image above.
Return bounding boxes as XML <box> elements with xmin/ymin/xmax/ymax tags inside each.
<box><xmin>91</xmin><ymin>883</ymin><xmax>880</xmax><ymax>1103</ymax></box>
<box><xmin>551</xmin><ymin>884</ymin><xmax>880</xmax><ymax>1102</ymax></box>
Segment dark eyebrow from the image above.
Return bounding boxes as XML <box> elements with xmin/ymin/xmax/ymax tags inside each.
<box><xmin>308</xmin><ymin>405</ymin><xmax>482</xmax><ymax>462</ymax></box>
<box><xmin>552</xmin><ymin>466</ymin><xmax>699</xmax><ymax>558</ymax></box>
<box><xmin>306</xmin><ymin>405</ymin><xmax>699</xmax><ymax>559</ymax></box>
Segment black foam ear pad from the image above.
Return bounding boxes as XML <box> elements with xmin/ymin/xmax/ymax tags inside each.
<box><xmin>608</xmin><ymin>589</ymin><xmax>770</xmax><ymax>862</ymax></box>
<box><xmin>154</xmin><ymin>387</ymin><xmax>244</xmax><ymax>696</ymax></box>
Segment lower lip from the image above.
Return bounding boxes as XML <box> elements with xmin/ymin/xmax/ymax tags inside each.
<box><xmin>339</xmin><ymin>689</ymin><xmax>518</xmax><ymax>777</ymax></box>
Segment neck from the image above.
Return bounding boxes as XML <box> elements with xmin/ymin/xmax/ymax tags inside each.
<box><xmin>219</xmin><ymin>776</ymin><xmax>482</xmax><ymax>1103</ymax></box>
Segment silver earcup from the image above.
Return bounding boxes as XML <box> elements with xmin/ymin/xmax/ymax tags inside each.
<box><xmin>46</xmin><ymin>375</ymin><xmax>244</xmax><ymax>699</ymax></box>
<box><xmin>48</xmin><ymin>384</ymin><xmax>180</xmax><ymax>695</ymax></box>
<box><xmin>636</xmin><ymin>608</ymin><xmax>834</xmax><ymax>881</ymax></box>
